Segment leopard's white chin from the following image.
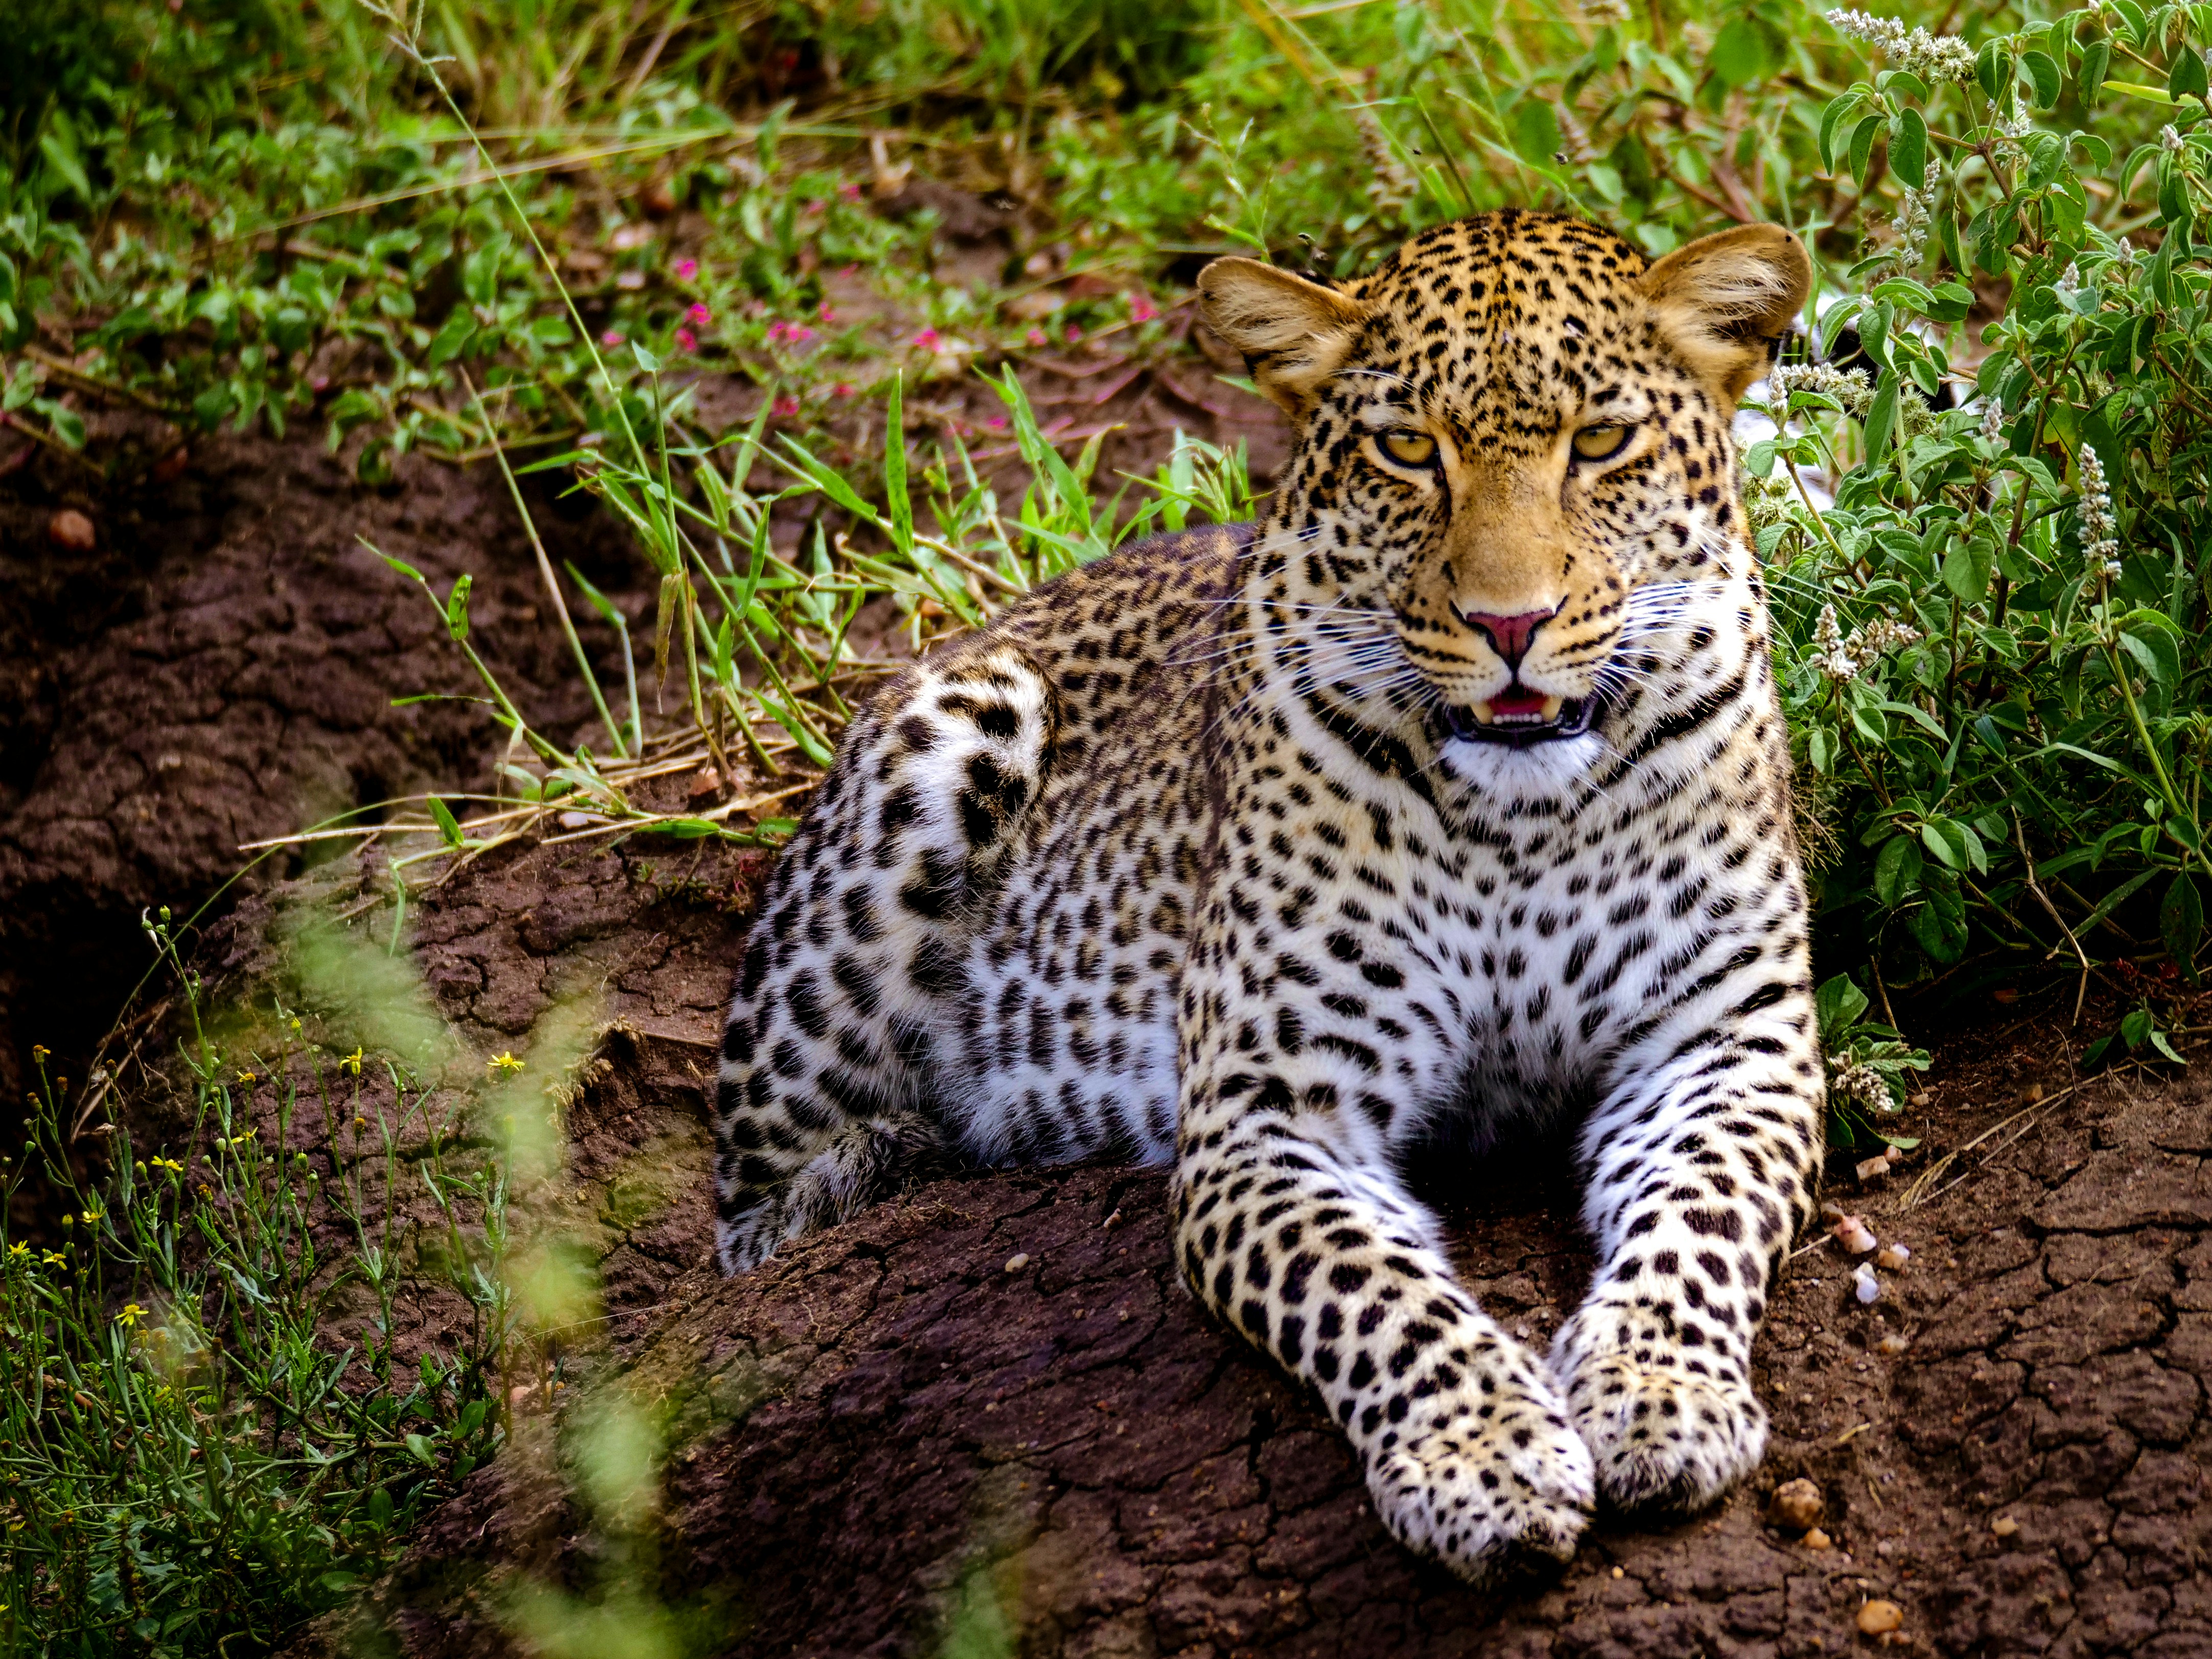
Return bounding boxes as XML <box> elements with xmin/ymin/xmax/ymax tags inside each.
<box><xmin>1440</xmin><ymin>729</ymin><xmax>1604</xmax><ymax>795</ymax></box>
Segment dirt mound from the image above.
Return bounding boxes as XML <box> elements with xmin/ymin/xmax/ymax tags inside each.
<box><xmin>241</xmin><ymin>823</ymin><xmax>2212</xmax><ymax>1659</ymax></box>
<box><xmin>0</xmin><ymin>427</ymin><xmax>644</xmax><ymax>1105</ymax></box>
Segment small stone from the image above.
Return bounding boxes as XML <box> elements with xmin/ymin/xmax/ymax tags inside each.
<box><xmin>48</xmin><ymin>508</ymin><xmax>96</xmax><ymax>551</ymax></box>
<box><xmin>556</xmin><ymin>810</ymin><xmax>590</xmax><ymax>829</ymax></box>
<box><xmin>1855</xmin><ymin>1154</ymin><xmax>1893</xmax><ymax>1183</ymax></box>
<box><xmin>1857</xmin><ymin>1599</ymin><xmax>1904</xmax><ymax>1635</ymax></box>
<box><xmin>686</xmin><ymin>768</ymin><xmax>724</xmax><ymax>802</ymax></box>
<box><xmin>1835</xmin><ymin>1214</ymin><xmax>1877</xmax><ymax>1253</ymax></box>
<box><xmin>2022</xmin><ymin>1082</ymin><xmax>2045</xmax><ymax>1104</ymax></box>
<box><xmin>1991</xmin><ymin>1516</ymin><xmax>2019</xmax><ymax>1538</ymax></box>
<box><xmin>1853</xmin><ymin>1263</ymin><xmax>1882</xmax><ymax>1303</ymax></box>
<box><xmin>1768</xmin><ymin>1478</ymin><xmax>1824</xmax><ymax>1532</ymax></box>
<box><xmin>1875</xmin><ymin>1243</ymin><xmax>1912</xmax><ymax>1271</ymax></box>
<box><xmin>1804</xmin><ymin>1527</ymin><xmax>1833</xmax><ymax>1550</ymax></box>
<box><xmin>1610</xmin><ymin>1565</ymin><xmax>1624</xmax><ymax>1578</ymax></box>
<box><xmin>1908</xmin><ymin>1090</ymin><xmax>1931</xmax><ymax>1106</ymax></box>
<box><xmin>1003</xmin><ymin>1253</ymin><xmax>1030</xmax><ymax>1273</ymax></box>
<box><xmin>1875</xmin><ymin>1334</ymin><xmax>1911</xmax><ymax>1357</ymax></box>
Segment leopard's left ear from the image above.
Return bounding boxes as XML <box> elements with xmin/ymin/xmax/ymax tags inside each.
<box><xmin>1639</xmin><ymin>223</ymin><xmax>1812</xmax><ymax>406</ymax></box>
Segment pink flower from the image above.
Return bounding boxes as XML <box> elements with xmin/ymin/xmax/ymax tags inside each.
<box><xmin>688</xmin><ymin>302</ymin><xmax>712</xmax><ymax>326</ymax></box>
<box><xmin>1130</xmin><ymin>293</ymin><xmax>1158</xmax><ymax>323</ymax></box>
<box><xmin>674</xmin><ymin>258</ymin><xmax>698</xmax><ymax>281</ymax></box>
<box><xmin>912</xmin><ymin>328</ymin><xmax>942</xmax><ymax>350</ymax></box>
<box><xmin>601</xmin><ymin>330</ymin><xmax>625</xmax><ymax>346</ymax></box>
<box><xmin>772</xmin><ymin>393</ymin><xmax>800</xmax><ymax>417</ymax></box>
<box><xmin>839</xmin><ymin>182</ymin><xmax>863</xmax><ymax>203</ymax></box>
<box><xmin>1063</xmin><ymin>323</ymin><xmax>1082</xmax><ymax>343</ymax></box>
<box><xmin>831</xmin><ymin>381</ymin><xmax>855</xmax><ymax>399</ymax></box>
<box><xmin>1025</xmin><ymin>327</ymin><xmax>1049</xmax><ymax>347</ymax></box>
<box><xmin>765</xmin><ymin>320</ymin><xmax>814</xmax><ymax>345</ymax></box>
<box><xmin>674</xmin><ymin>327</ymin><xmax>697</xmax><ymax>352</ymax></box>
<box><xmin>985</xmin><ymin>415</ymin><xmax>1008</xmax><ymax>430</ymax></box>
<box><xmin>805</xmin><ymin>198</ymin><xmax>826</xmax><ymax>214</ymax></box>
<box><xmin>818</xmin><ymin>301</ymin><xmax>836</xmax><ymax>323</ymax></box>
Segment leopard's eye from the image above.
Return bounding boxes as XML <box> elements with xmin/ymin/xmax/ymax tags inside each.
<box><xmin>1571</xmin><ymin>424</ymin><xmax>1631</xmax><ymax>461</ymax></box>
<box><xmin>1379</xmin><ymin>430</ymin><xmax>1438</xmax><ymax>468</ymax></box>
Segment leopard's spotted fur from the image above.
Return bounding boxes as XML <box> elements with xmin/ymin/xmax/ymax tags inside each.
<box><xmin>712</xmin><ymin>210</ymin><xmax>1824</xmax><ymax>1578</ymax></box>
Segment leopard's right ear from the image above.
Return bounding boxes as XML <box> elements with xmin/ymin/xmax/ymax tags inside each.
<box><xmin>1197</xmin><ymin>258</ymin><xmax>1372</xmax><ymax>418</ymax></box>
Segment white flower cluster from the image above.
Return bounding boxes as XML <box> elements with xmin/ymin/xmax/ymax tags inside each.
<box><xmin>1978</xmin><ymin>398</ymin><xmax>2006</xmax><ymax>443</ymax></box>
<box><xmin>1830</xmin><ymin>1060</ymin><xmax>1894</xmax><ymax>1112</ymax></box>
<box><xmin>2078</xmin><ymin>445</ymin><xmax>2122</xmax><ymax>580</ymax></box>
<box><xmin>1889</xmin><ymin>184</ymin><xmax>1932</xmax><ymax>270</ymax></box>
<box><xmin>2163</xmin><ymin>124</ymin><xmax>2187</xmax><ymax>153</ymax></box>
<box><xmin>2055</xmin><ymin>261</ymin><xmax>2085</xmax><ymax>300</ymax></box>
<box><xmin>1811</xmin><ymin>602</ymin><xmax>1923</xmax><ymax>683</ymax></box>
<box><xmin>1825</xmin><ymin>9</ymin><xmax>1979</xmax><ymax>80</ymax></box>
<box><xmin>1769</xmin><ymin>360</ymin><xmax>1876</xmax><ymax>416</ymax></box>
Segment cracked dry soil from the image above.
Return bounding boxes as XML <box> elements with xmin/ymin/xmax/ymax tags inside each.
<box><xmin>241</xmin><ymin>824</ymin><xmax>2212</xmax><ymax>1659</ymax></box>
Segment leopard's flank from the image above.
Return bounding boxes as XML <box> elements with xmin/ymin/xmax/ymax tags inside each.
<box><xmin>712</xmin><ymin>209</ymin><xmax>1823</xmax><ymax>1579</ymax></box>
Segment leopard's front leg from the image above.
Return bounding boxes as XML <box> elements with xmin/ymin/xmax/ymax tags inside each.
<box><xmin>1552</xmin><ymin>1005</ymin><xmax>1824</xmax><ymax>1511</ymax></box>
<box><xmin>1173</xmin><ymin>961</ymin><xmax>1594</xmax><ymax>1580</ymax></box>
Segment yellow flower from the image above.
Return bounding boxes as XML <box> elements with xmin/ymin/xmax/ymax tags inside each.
<box><xmin>80</xmin><ymin>1205</ymin><xmax>102</xmax><ymax>1225</ymax></box>
<box><xmin>197</xmin><ymin>1184</ymin><xmax>213</xmax><ymax>1200</ymax></box>
<box><xmin>30</xmin><ymin>1045</ymin><xmax>49</xmax><ymax>1065</ymax></box>
<box><xmin>152</xmin><ymin>1157</ymin><xmax>183</xmax><ymax>1175</ymax></box>
<box><xmin>117</xmin><ymin>1303</ymin><xmax>147</xmax><ymax>1328</ymax></box>
<box><xmin>487</xmin><ymin>1051</ymin><xmax>526</xmax><ymax>1076</ymax></box>
<box><xmin>6</xmin><ymin>1242</ymin><xmax>27</xmax><ymax>1260</ymax></box>
<box><xmin>340</xmin><ymin>1047</ymin><xmax>364</xmax><ymax>1076</ymax></box>
<box><xmin>236</xmin><ymin>1070</ymin><xmax>257</xmax><ymax>1085</ymax></box>
<box><xmin>41</xmin><ymin>1251</ymin><xmax>65</xmax><ymax>1268</ymax></box>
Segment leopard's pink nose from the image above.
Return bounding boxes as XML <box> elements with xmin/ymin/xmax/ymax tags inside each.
<box><xmin>1457</xmin><ymin>606</ymin><xmax>1557</xmax><ymax>670</ymax></box>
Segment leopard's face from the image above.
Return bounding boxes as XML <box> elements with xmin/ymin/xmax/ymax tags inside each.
<box><xmin>1200</xmin><ymin>211</ymin><xmax>1811</xmax><ymax>752</ymax></box>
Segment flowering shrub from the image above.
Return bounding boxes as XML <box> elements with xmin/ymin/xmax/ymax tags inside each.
<box><xmin>1752</xmin><ymin>1</ymin><xmax>2212</xmax><ymax>1069</ymax></box>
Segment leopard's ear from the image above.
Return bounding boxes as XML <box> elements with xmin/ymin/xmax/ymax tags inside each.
<box><xmin>1639</xmin><ymin>223</ymin><xmax>1812</xmax><ymax>406</ymax></box>
<box><xmin>1197</xmin><ymin>258</ymin><xmax>1373</xmax><ymax>417</ymax></box>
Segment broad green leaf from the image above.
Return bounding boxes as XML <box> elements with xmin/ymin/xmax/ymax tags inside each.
<box><xmin>1890</xmin><ymin>109</ymin><xmax>1928</xmax><ymax>190</ymax></box>
<box><xmin>1874</xmin><ymin>834</ymin><xmax>1923</xmax><ymax>905</ymax></box>
<box><xmin>2080</xmin><ymin>39</ymin><xmax>2111</xmax><ymax>102</ymax></box>
<box><xmin>1863</xmin><ymin>369</ymin><xmax>1900</xmax><ymax>459</ymax></box>
<box><xmin>2162</xmin><ymin>872</ymin><xmax>2203</xmax><ymax>976</ymax></box>
<box><xmin>1942</xmin><ymin>533</ymin><xmax>1993</xmax><ymax>602</ymax></box>
<box><xmin>428</xmin><ymin>797</ymin><xmax>463</xmax><ymax>848</ymax></box>
<box><xmin>2023</xmin><ymin>50</ymin><xmax>2063</xmax><ymax>106</ymax></box>
<box><xmin>1710</xmin><ymin>18</ymin><xmax>1766</xmax><ymax>88</ymax></box>
<box><xmin>2170</xmin><ymin>44</ymin><xmax>2208</xmax><ymax>104</ymax></box>
<box><xmin>1848</xmin><ymin>113</ymin><xmax>1883</xmax><ymax>186</ymax></box>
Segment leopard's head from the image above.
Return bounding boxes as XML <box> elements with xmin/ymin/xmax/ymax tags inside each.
<box><xmin>1198</xmin><ymin>211</ymin><xmax>1809</xmax><ymax>751</ymax></box>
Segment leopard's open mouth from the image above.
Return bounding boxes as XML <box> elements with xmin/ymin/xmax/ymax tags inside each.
<box><xmin>1442</xmin><ymin>688</ymin><xmax>1600</xmax><ymax>746</ymax></box>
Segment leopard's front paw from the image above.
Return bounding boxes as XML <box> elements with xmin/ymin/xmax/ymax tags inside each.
<box><xmin>1363</xmin><ymin>1369</ymin><xmax>1595</xmax><ymax>1581</ymax></box>
<box><xmin>1553</xmin><ymin>1316</ymin><xmax>1767</xmax><ymax>1511</ymax></box>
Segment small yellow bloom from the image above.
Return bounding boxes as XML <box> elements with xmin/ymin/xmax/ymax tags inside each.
<box><xmin>79</xmin><ymin>1205</ymin><xmax>102</xmax><ymax>1225</ymax></box>
<box><xmin>197</xmin><ymin>1184</ymin><xmax>213</xmax><ymax>1200</ymax></box>
<box><xmin>340</xmin><ymin>1047</ymin><xmax>364</xmax><ymax>1076</ymax></box>
<box><xmin>117</xmin><ymin>1303</ymin><xmax>147</xmax><ymax>1328</ymax></box>
<box><xmin>236</xmin><ymin>1070</ymin><xmax>257</xmax><ymax>1085</ymax></box>
<box><xmin>7</xmin><ymin>1242</ymin><xmax>27</xmax><ymax>1259</ymax></box>
<box><xmin>152</xmin><ymin>1157</ymin><xmax>183</xmax><ymax>1175</ymax></box>
<box><xmin>31</xmin><ymin>1045</ymin><xmax>49</xmax><ymax>1065</ymax></box>
<box><xmin>41</xmin><ymin>1251</ymin><xmax>65</xmax><ymax>1268</ymax></box>
<box><xmin>487</xmin><ymin>1051</ymin><xmax>526</xmax><ymax>1076</ymax></box>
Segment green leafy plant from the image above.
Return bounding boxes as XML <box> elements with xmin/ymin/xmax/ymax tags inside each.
<box><xmin>0</xmin><ymin>915</ymin><xmax>511</xmax><ymax>1655</ymax></box>
<box><xmin>1814</xmin><ymin>972</ymin><xmax>1933</xmax><ymax>1147</ymax></box>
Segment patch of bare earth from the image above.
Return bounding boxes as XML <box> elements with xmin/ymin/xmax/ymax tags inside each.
<box><xmin>234</xmin><ymin>821</ymin><xmax>2212</xmax><ymax>1659</ymax></box>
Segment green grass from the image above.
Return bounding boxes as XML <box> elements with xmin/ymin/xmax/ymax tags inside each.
<box><xmin>6</xmin><ymin>0</ymin><xmax>2212</xmax><ymax>1646</ymax></box>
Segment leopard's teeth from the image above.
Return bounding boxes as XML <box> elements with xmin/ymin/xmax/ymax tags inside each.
<box><xmin>1540</xmin><ymin>695</ymin><xmax>1564</xmax><ymax>721</ymax></box>
<box><xmin>1466</xmin><ymin>702</ymin><xmax>1496</xmax><ymax>724</ymax></box>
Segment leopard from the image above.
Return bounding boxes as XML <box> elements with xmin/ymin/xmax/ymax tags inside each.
<box><xmin>711</xmin><ymin>208</ymin><xmax>1825</xmax><ymax>1580</ymax></box>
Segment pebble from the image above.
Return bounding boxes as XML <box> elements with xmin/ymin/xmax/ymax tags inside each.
<box><xmin>48</xmin><ymin>508</ymin><xmax>96</xmax><ymax>551</ymax></box>
<box><xmin>1853</xmin><ymin>1262</ymin><xmax>1881</xmax><ymax>1304</ymax></box>
<box><xmin>1991</xmin><ymin>1516</ymin><xmax>2019</xmax><ymax>1538</ymax></box>
<box><xmin>556</xmin><ymin>810</ymin><xmax>590</xmax><ymax>829</ymax></box>
<box><xmin>1875</xmin><ymin>1334</ymin><xmax>1912</xmax><ymax>1356</ymax></box>
<box><xmin>1857</xmin><ymin>1599</ymin><xmax>1904</xmax><ymax>1635</ymax></box>
<box><xmin>1835</xmin><ymin>1214</ymin><xmax>1877</xmax><ymax>1253</ymax></box>
<box><xmin>1804</xmin><ymin>1527</ymin><xmax>1833</xmax><ymax>1551</ymax></box>
<box><xmin>1767</xmin><ymin>1477</ymin><xmax>1824</xmax><ymax>1532</ymax></box>
<box><xmin>1003</xmin><ymin>1253</ymin><xmax>1030</xmax><ymax>1273</ymax></box>
<box><xmin>1875</xmin><ymin>1243</ymin><xmax>1912</xmax><ymax>1271</ymax></box>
